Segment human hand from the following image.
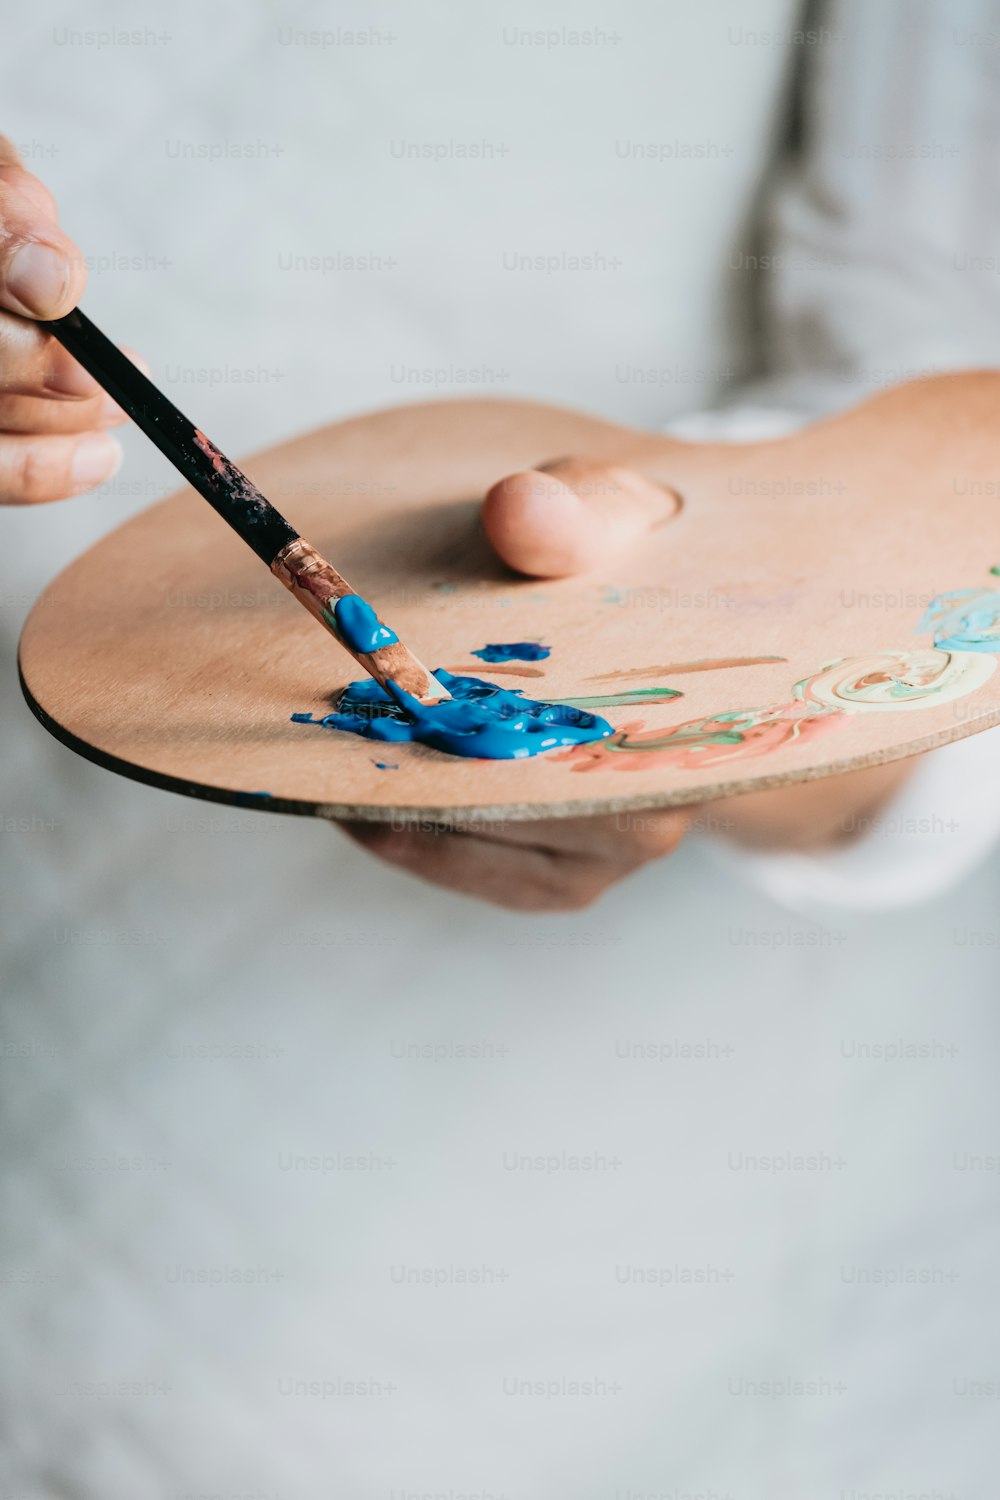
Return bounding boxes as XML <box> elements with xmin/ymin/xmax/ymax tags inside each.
<box><xmin>0</xmin><ymin>133</ymin><xmax>134</xmax><ymax>504</ymax></box>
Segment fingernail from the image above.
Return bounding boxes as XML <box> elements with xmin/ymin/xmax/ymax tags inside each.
<box><xmin>6</xmin><ymin>242</ymin><xmax>72</xmax><ymax>317</ymax></box>
<box><xmin>72</xmin><ymin>433</ymin><xmax>123</xmax><ymax>489</ymax></box>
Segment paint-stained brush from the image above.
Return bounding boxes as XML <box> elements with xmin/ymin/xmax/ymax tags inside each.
<box><xmin>42</xmin><ymin>307</ymin><xmax>449</xmax><ymax>705</ymax></box>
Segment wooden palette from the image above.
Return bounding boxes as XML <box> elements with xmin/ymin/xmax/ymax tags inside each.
<box><xmin>18</xmin><ymin>374</ymin><xmax>1000</xmax><ymax>823</ymax></box>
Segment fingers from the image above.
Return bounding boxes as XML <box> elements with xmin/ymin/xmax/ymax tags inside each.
<box><xmin>0</xmin><ymin>135</ymin><xmax>86</xmax><ymax>319</ymax></box>
<box><xmin>0</xmin><ymin>310</ymin><xmax>102</xmax><ymax>397</ymax></box>
<box><xmin>482</xmin><ymin>457</ymin><xmax>681</xmax><ymax>577</ymax></box>
<box><xmin>0</xmin><ymin>390</ymin><xmax>125</xmax><ymax>435</ymax></box>
<box><xmin>0</xmin><ymin>334</ymin><xmax>143</xmax><ymax>502</ymax></box>
<box><xmin>482</xmin><ymin>808</ymin><xmax>688</xmax><ymax>862</ymax></box>
<box><xmin>337</xmin><ymin>808</ymin><xmax>687</xmax><ymax>912</ymax></box>
<box><xmin>702</xmin><ymin>759</ymin><xmax>917</xmax><ymax>852</ymax></box>
<box><xmin>0</xmin><ymin>139</ymin><xmax>138</xmax><ymax>504</ymax></box>
<box><xmin>0</xmin><ymin>429</ymin><xmax>123</xmax><ymax>505</ymax></box>
<box><xmin>339</xmin><ymin>821</ymin><xmax>609</xmax><ymax>911</ymax></box>
<box><xmin>0</xmin><ymin>308</ymin><xmax>146</xmax><ymax>406</ymax></box>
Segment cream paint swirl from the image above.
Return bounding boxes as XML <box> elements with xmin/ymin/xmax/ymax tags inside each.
<box><xmin>793</xmin><ymin>648</ymin><xmax>995</xmax><ymax>713</ymax></box>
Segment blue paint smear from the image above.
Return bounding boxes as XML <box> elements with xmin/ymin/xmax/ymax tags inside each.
<box><xmin>292</xmin><ymin>669</ymin><xmax>612</xmax><ymax>760</ymax></box>
<box><xmin>917</xmin><ymin>588</ymin><xmax>1000</xmax><ymax>652</ymax></box>
<box><xmin>471</xmin><ymin>641</ymin><xmax>551</xmax><ymax>663</ymax></box>
<box><xmin>331</xmin><ymin>594</ymin><xmax>399</xmax><ymax>654</ymax></box>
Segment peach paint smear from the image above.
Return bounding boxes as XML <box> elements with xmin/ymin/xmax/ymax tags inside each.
<box><xmin>552</xmin><ymin>702</ymin><xmax>845</xmax><ymax>773</ymax></box>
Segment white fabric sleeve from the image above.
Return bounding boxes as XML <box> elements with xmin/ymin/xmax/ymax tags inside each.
<box><xmin>659</xmin><ymin>0</ymin><xmax>1000</xmax><ymax>911</ymax></box>
<box><xmin>707</xmin><ymin>726</ymin><xmax>1000</xmax><ymax>915</ymax></box>
<box><xmin>738</xmin><ymin>0</ymin><xmax>1000</xmax><ymax>419</ymax></box>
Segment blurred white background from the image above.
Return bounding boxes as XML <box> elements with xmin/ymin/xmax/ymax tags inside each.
<box><xmin>3</xmin><ymin>2</ymin><xmax>1000</xmax><ymax>1496</ymax></box>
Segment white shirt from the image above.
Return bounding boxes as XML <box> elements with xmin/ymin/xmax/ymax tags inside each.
<box><xmin>675</xmin><ymin>0</ymin><xmax>1000</xmax><ymax>911</ymax></box>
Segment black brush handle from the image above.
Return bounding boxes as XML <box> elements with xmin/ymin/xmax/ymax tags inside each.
<box><xmin>43</xmin><ymin>307</ymin><xmax>297</xmax><ymax>564</ymax></box>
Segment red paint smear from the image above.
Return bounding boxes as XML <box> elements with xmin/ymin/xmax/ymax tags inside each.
<box><xmin>193</xmin><ymin>428</ymin><xmax>227</xmax><ymax>477</ymax></box>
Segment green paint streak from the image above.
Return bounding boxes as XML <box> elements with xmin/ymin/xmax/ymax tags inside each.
<box><xmin>991</xmin><ymin>565</ymin><xmax>1000</xmax><ymax>577</ymax></box>
<box><xmin>611</xmin><ymin>728</ymin><xmax>744</xmax><ymax>752</ymax></box>
<box><xmin>545</xmin><ymin>686</ymin><xmax>683</xmax><ymax>709</ymax></box>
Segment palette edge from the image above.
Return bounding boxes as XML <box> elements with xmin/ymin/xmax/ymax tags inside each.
<box><xmin>20</xmin><ymin>652</ymin><xmax>1000</xmax><ymax>826</ymax></box>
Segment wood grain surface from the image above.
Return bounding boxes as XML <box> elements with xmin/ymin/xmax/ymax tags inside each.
<box><xmin>18</xmin><ymin>374</ymin><xmax>1000</xmax><ymax>823</ymax></box>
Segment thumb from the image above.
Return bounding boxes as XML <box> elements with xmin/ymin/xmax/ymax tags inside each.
<box><xmin>482</xmin><ymin>456</ymin><xmax>680</xmax><ymax>578</ymax></box>
<box><xmin>0</xmin><ymin>136</ymin><xmax>86</xmax><ymax>319</ymax></box>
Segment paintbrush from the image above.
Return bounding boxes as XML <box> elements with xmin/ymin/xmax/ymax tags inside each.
<box><xmin>42</xmin><ymin>307</ymin><xmax>448</xmax><ymax>705</ymax></box>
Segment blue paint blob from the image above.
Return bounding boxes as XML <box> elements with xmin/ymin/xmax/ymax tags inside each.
<box><xmin>471</xmin><ymin>641</ymin><xmax>551</xmax><ymax>663</ymax></box>
<box><xmin>292</xmin><ymin>669</ymin><xmax>613</xmax><ymax>760</ymax></box>
<box><xmin>331</xmin><ymin>594</ymin><xmax>399</xmax><ymax>654</ymax></box>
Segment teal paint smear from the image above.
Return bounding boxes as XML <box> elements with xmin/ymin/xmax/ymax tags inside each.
<box><xmin>545</xmin><ymin>686</ymin><xmax>682</xmax><ymax>708</ymax></box>
<box><xmin>613</xmin><ymin>729</ymin><xmax>745</xmax><ymax>752</ymax></box>
<box><xmin>917</xmin><ymin>587</ymin><xmax>1000</xmax><ymax>652</ymax></box>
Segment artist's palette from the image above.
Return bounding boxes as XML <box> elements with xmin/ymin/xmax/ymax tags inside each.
<box><xmin>18</xmin><ymin>378</ymin><xmax>1000</xmax><ymax>822</ymax></box>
